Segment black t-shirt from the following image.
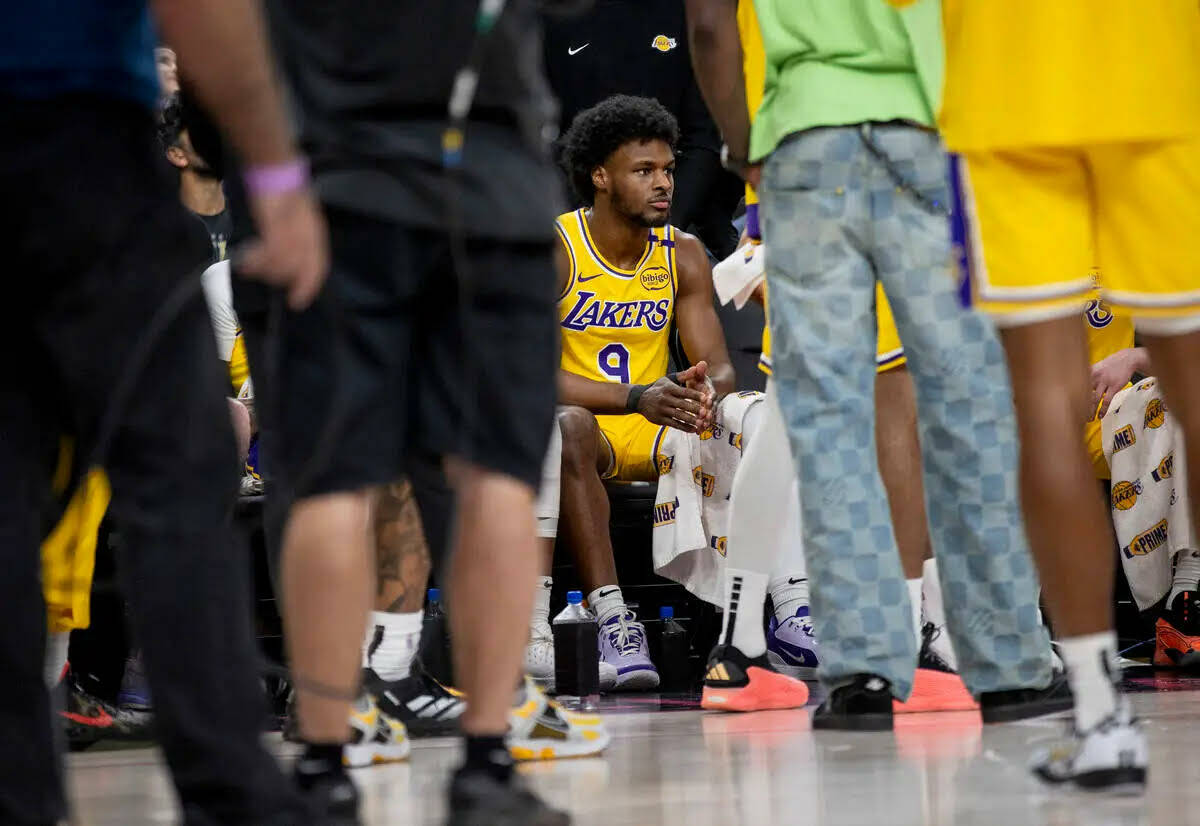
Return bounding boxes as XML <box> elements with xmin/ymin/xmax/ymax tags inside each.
<box><xmin>197</xmin><ymin>209</ymin><xmax>232</xmax><ymax>262</ymax></box>
<box><xmin>266</xmin><ymin>0</ymin><xmax>563</xmax><ymax>241</ymax></box>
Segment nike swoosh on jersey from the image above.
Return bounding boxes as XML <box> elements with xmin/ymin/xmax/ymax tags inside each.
<box><xmin>568</xmin><ymin>44</ymin><xmax>590</xmax><ymax>56</ymax></box>
<box><xmin>577</xmin><ymin>273</ymin><xmax>603</xmax><ymax>282</ymax></box>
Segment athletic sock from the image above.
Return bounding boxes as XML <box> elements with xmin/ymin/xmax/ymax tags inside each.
<box><xmin>531</xmin><ymin>576</ymin><xmax>553</xmax><ymax>629</ymax></box>
<box><xmin>362</xmin><ymin>610</ymin><xmax>422</xmax><ymax>681</ymax></box>
<box><xmin>921</xmin><ymin>558</ymin><xmax>947</xmax><ymax>628</ymax></box>
<box><xmin>295</xmin><ymin>743</ymin><xmax>347</xmax><ymax>788</ymax></box>
<box><xmin>588</xmin><ymin>585</ymin><xmax>627</xmax><ymax>625</ymax></box>
<box><xmin>44</xmin><ymin>631</ymin><xmax>69</xmax><ymax>689</ymax></box>
<box><xmin>1058</xmin><ymin>631</ymin><xmax>1119</xmax><ymax>731</ymax></box>
<box><xmin>1169</xmin><ymin>549</ymin><xmax>1200</xmax><ymax>604</ymax></box>
<box><xmin>462</xmin><ymin>734</ymin><xmax>513</xmax><ymax>783</ymax></box>
<box><xmin>906</xmin><ymin>578</ymin><xmax>923</xmax><ymax>650</ymax></box>
<box><xmin>720</xmin><ymin>568</ymin><xmax>769</xmax><ymax>658</ymax></box>
<box><xmin>767</xmin><ymin>574</ymin><xmax>809</xmax><ymax>624</ymax></box>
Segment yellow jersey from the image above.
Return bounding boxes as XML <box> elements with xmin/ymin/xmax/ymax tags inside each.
<box><xmin>940</xmin><ymin>1</ymin><xmax>1200</xmax><ymax>151</ymax></box>
<box><xmin>557</xmin><ymin>208</ymin><xmax>678</xmax><ymax>386</ymax></box>
<box><xmin>738</xmin><ymin>0</ymin><xmax>767</xmax><ymax>209</ymax></box>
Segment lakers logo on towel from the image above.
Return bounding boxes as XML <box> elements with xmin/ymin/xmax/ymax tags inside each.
<box><xmin>698</xmin><ymin>423</ymin><xmax>724</xmax><ymax>441</ymax></box>
<box><xmin>1111</xmin><ymin>480</ymin><xmax>1142</xmax><ymax>511</ymax></box>
<box><xmin>692</xmin><ymin>466</ymin><xmax>716</xmax><ymax>498</ymax></box>
<box><xmin>728</xmin><ymin>431</ymin><xmax>742</xmax><ymax>451</ymax></box>
<box><xmin>709</xmin><ymin>535</ymin><xmax>727</xmax><ymax>557</ymax></box>
<box><xmin>1123</xmin><ymin>519</ymin><xmax>1168</xmax><ymax>559</ymax></box>
<box><xmin>1112</xmin><ymin>424</ymin><xmax>1136</xmax><ymax>454</ymax></box>
<box><xmin>1144</xmin><ymin>398</ymin><xmax>1166</xmax><ymax>430</ymax></box>
<box><xmin>1152</xmin><ymin>451</ymin><xmax>1175</xmax><ymax>483</ymax></box>
<box><xmin>653</xmin><ymin>497</ymin><xmax>679</xmax><ymax>527</ymax></box>
<box><xmin>657</xmin><ymin>454</ymin><xmax>675</xmax><ymax>475</ymax></box>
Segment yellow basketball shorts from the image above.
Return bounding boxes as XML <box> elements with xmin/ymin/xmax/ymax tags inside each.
<box><xmin>760</xmin><ymin>282</ymin><xmax>906</xmax><ymax>375</ymax></box>
<box><xmin>42</xmin><ymin>469</ymin><xmax>110</xmax><ymax>634</ymax></box>
<box><xmin>596</xmin><ymin>413</ymin><xmax>668</xmax><ymax>482</ymax></box>
<box><xmin>950</xmin><ymin>140</ymin><xmax>1200</xmax><ymax>333</ymax></box>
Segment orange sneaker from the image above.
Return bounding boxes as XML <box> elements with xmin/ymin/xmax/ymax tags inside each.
<box><xmin>1154</xmin><ymin>591</ymin><xmax>1200</xmax><ymax>668</ymax></box>
<box><xmin>701</xmin><ymin>644</ymin><xmax>810</xmax><ymax>712</ymax></box>
<box><xmin>893</xmin><ymin>668</ymin><xmax>979</xmax><ymax>714</ymax></box>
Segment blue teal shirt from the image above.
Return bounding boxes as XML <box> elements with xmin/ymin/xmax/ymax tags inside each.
<box><xmin>0</xmin><ymin>1</ymin><xmax>158</xmax><ymax>107</ymax></box>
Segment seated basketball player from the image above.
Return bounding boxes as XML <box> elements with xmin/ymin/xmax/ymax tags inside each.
<box><xmin>544</xmin><ymin>95</ymin><xmax>809</xmax><ymax>689</ymax></box>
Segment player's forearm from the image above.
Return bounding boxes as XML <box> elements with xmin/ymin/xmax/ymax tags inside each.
<box><xmin>685</xmin><ymin>0</ymin><xmax>752</xmax><ymax>159</ymax></box>
<box><xmin>152</xmin><ymin>0</ymin><xmax>297</xmax><ymax>167</ymax></box>
<box><xmin>1129</xmin><ymin>347</ymin><xmax>1152</xmax><ymax>376</ymax></box>
<box><xmin>558</xmin><ymin>370</ymin><xmax>634</xmax><ymax>415</ymax></box>
<box><xmin>707</xmin><ymin>360</ymin><xmax>736</xmax><ymax>398</ymax></box>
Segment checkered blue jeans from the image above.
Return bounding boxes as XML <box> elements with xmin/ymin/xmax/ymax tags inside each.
<box><xmin>760</xmin><ymin>124</ymin><xmax>1054</xmax><ymax>698</ymax></box>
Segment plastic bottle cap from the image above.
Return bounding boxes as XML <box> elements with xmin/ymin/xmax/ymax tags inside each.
<box><xmin>660</xmin><ymin>606</ymin><xmax>674</xmax><ymax>620</ymax></box>
<box><xmin>428</xmin><ymin>587</ymin><xmax>441</xmax><ymax>602</ymax></box>
<box><xmin>566</xmin><ymin>590</ymin><xmax>583</xmax><ymax>605</ymax></box>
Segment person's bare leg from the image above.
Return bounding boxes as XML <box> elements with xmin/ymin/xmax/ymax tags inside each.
<box><xmin>282</xmin><ymin>489</ymin><xmax>376</xmax><ymax>742</ymax></box>
<box><xmin>363</xmin><ymin>480</ymin><xmax>432</xmax><ymax>682</ymax></box>
<box><xmin>227</xmin><ymin>398</ymin><xmax>251</xmax><ymax>464</ymax></box>
<box><xmin>1000</xmin><ymin>316</ymin><xmax>1118</xmax><ymax>730</ymax></box>
<box><xmin>1142</xmin><ymin>330</ymin><xmax>1200</xmax><ymax>530</ymax></box>
<box><xmin>875</xmin><ymin>366</ymin><xmax>932</xmax><ymax>580</ymax></box>
<box><xmin>556</xmin><ymin>406</ymin><xmax>619</xmax><ymax>592</ymax></box>
<box><xmin>444</xmin><ymin>460</ymin><xmax>538</xmax><ymax>735</ymax></box>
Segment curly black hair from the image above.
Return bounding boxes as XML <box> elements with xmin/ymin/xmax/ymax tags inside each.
<box><xmin>560</xmin><ymin>94</ymin><xmax>679</xmax><ymax>206</ymax></box>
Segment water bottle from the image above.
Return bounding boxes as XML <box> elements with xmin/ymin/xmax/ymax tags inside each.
<box><xmin>552</xmin><ymin>591</ymin><xmax>600</xmax><ymax>710</ymax></box>
<box><xmin>419</xmin><ymin>588</ymin><xmax>454</xmax><ymax>686</ymax></box>
<box><xmin>656</xmin><ymin>606</ymin><xmax>691</xmax><ymax>693</ymax></box>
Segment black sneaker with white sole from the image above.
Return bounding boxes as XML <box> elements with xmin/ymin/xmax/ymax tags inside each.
<box><xmin>979</xmin><ymin>670</ymin><xmax>1074</xmax><ymax>724</ymax></box>
<box><xmin>366</xmin><ymin>663</ymin><xmax>465</xmax><ymax>738</ymax></box>
<box><xmin>812</xmin><ymin>674</ymin><xmax>894</xmax><ymax>731</ymax></box>
<box><xmin>1031</xmin><ymin>700</ymin><xmax>1147</xmax><ymax>794</ymax></box>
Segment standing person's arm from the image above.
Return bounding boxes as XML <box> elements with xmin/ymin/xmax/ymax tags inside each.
<box><xmin>685</xmin><ymin>0</ymin><xmax>757</xmax><ymax>188</ymax></box>
<box><xmin>151</xmin><ymin>0</ymin><xmax>327</xmax><ymax>309</ymax></box>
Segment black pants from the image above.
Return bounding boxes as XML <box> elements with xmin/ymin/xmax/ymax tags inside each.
<box><xmin>0</xmin><ymin>97</ymin><xmax>309</xmax><ymax>825</ymax></box>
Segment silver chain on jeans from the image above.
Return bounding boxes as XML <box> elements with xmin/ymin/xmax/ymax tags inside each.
<box><xmin>857</xmin><ymin>123</ymin><xmax>951</xmax><ymax>217</ymax></box>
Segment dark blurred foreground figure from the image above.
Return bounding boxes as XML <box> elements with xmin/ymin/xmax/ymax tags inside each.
<box><xmin>233</xmin><ymin>0</ymin><xmax>583</xmax><ymax>823</ymax></box>
<box><xmin>0</xmin><ymin>0</ymin><xmax>327</xmax><ymax>823</ymax></box>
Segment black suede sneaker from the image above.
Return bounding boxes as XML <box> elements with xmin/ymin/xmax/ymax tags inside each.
<box><xmin>447</xmin><ymin>767</ymin><xmax>570</xmax><ymax>826</ymax></box>
<box><xmin>812</xmin><ymin>674</ymin><xmax>893</xmax><ymax>731</ymax></box>
<box><xmin>979</xmin><ymin>670</ymin><xmax>1074</xmax><ymax>724</ymax></box>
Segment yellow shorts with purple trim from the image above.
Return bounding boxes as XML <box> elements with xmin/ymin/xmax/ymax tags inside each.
<box><xmin>760</xmin><ymin>282</ymin><xmax>906</xmax><ymax>376</ymax></box>
<box><xmin>596</xmin><ymin>413</ymin><xmax>668</xmax><ymax>482</ymax></box>
<box><xmin>950</xmin><ymin>141</ymin><xmax>1200</xmax><ymax>334</ymax></box>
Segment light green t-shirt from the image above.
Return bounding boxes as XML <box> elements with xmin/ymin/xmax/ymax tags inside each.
<box><xmin>749</xmin><ymin>0</ymin><xmax>943</xmax><ymax>161</ymax></box>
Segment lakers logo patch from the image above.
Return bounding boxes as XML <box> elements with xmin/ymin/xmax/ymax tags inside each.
<box><xmin>698</xmin><ymin>423</ymin><xmax>724</xmax><ymax>441</ymax></box>
<box><xmin>728</xmin><ymin>431</ymin><xmax>742</xmax><ymax>451</ymax></box>
<box><xmin>692</xmin><ymin>466</ymin><xmax>716</xmax><ymax>498</ymax></box>
<box><xmin>1123</xmin><ymin>519</ymin><xmax>1168</xmax><ymax>559</ymax></box>
<box><xmin>653</xmin><ymin>497</ymin><xmax>679</xmax><ymax>527</ymax></box>
<box><xmin>1111</xmin><ymin>480</ymin><xmax>1142</xmax><ymax>512</ymax></box>
<box><xmin>1085</xmin><ymin>298</ymin><xmax>1114</xmax><ymax>329</ymax></box>
<box><xmin>639</xmin><ymin>265</ymin><xmax>671</xmax><ymax>291</ymax></box>
<box><xmin>1112</xmin><ymin>424</ymin><xmax>1136</xmax><ymax>454</ymax></box>
<box><xmin>657</xmin><ymin>454</ymin><xmax>675</xmax><ymax>475</ymax></box>
<box><xmin>1144</xmin><ymin>398</ymin><xmax>1166</xmax><ymax>430</ymax></box>
<box><xmin>651</xmin><ymin>35</ymin><xmax>677</xmax><ymax>52</ymax></box>
<box><xmin>709</xmin><ymin>535</ymin><xmax>727</xmax><ymax>557</ymax></box>
<box><xmin>1152</xmin><ymin>452</ymin><xmax>1174</xmax><ymax>483</ymax></box>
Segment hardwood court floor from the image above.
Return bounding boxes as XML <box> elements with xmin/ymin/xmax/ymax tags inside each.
<box><xmin>69</xmin><ymin>669</ymin><xmax>1200</xmax><ymax>826</ymax></box>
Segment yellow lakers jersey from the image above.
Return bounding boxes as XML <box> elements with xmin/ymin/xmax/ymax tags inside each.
<box><xmin>940</xmin><ymin>1</ymin><xmax>1200</xmax><ymax>150</ymax></box>
<box><xmin>557</xmin><ymin>208</ymin><xmax>677</xmax><ymax>386</ymax></box>
<box><xmin>738</xmin><ymin>0</ymin><xmax>766</xmax><ymax>209</ymax></box>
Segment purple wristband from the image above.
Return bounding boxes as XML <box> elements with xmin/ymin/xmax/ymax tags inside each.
<box><xmin>745</xmin><ymin>202</ymin><xmax>761</xmax><ymax>241</ymax></box>
<box><xmin>243</xmin><ymin>159</ymin><xmax>309</xmax><ymax>197</ymax></box>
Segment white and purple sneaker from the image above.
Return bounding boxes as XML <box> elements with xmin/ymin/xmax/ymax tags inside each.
<box><xmin>599</xmin><ymin>611</ymin><xmax>660</xmax><ymax>691</ymax></box>
<box><xmin>767</xmin><ymin>605</ymin><xmax>819</xmax><ymax>679</ymax></box>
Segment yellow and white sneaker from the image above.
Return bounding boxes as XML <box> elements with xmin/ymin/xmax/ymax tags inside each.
<box><xmin>507</xmin><ymin>676</ymin><xmax>610</xmax><ymax>761</ymax></box>
<box><xmin>343</xmin><ymin>694</ymin><xmax>411</xmax><ymax>768</ymax></box>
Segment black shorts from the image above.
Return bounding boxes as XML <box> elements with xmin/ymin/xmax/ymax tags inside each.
<box><xmin>235</xmin><ymin>206</ymin><xmax>557</xmax><ymax>498</ymax></box>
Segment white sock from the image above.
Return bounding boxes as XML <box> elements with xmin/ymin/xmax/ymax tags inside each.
<box><xmin>1058</xmin><ymin>631</ymin><xmax>1119</xmax><ymax>731</ymax></box>
<box><xmin>921</xmin><ymin>558</ymin><xmax>946</xmax><ymax>628</ymax></box>
<box><xmin>531</xmin><ymin>576</ymin><xmax>553</xmax><ymax>631</ymax></box>
<box><xmin>768</xmin><ymin>574</ymin><xmax>809</xmax><ymax>623</ymax></box>
<box><xmin>588</xmin><ymin>585</ymin><xmax>627</xmax><ymax>625</ymax></box>
<box><xmin>906</xmin><ymin>578</ymin><xmax>923</xmax><ymax>649</ymax></box>
<box><xmin>721</xmin><ymin>568</ymin><xmax>769</xmax><ymax>657</ymax></box>
<box><xmin>1169</xmin><ymin>549</ymin><xmax>1200</xmax><ymax>603</ymax></box>
<box><xmin>44</xmin><ymin>632</ymin><xmax>69</xmax><ymax>689</ymax></box>
<box><xmin>362</xmin><ymin>610</ymin><xmax>422</xmax><ymax>681</ymax></box>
